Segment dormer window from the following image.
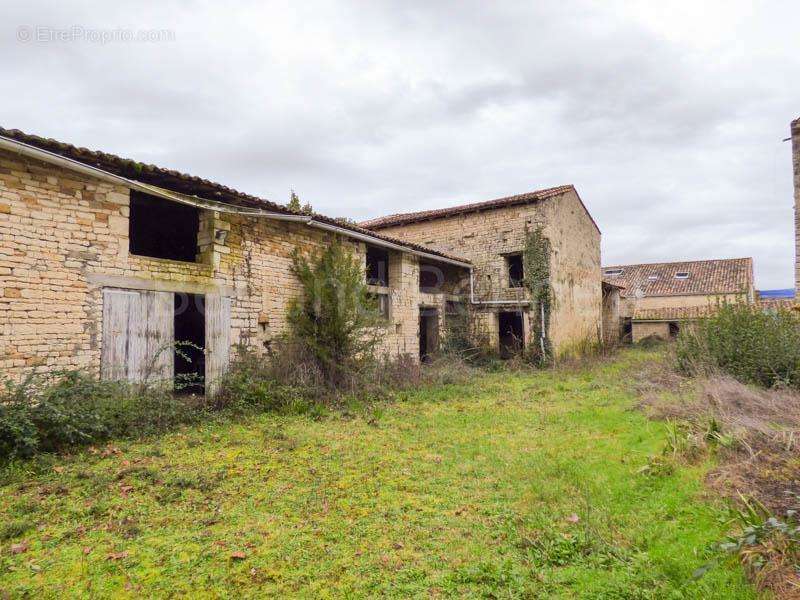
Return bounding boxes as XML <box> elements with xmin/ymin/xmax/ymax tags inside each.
<box><xmin>675</xmin><ymin>272</ymin><xmax>690</xmax><ymax>280</ymax></box>
<box><xmin>604</xmin><ymin>268</ymin><xmax>624</xmax><ymax>277</ymax></box>
<box><xmin>647</xmin><ymin>275</ymin><xmax>659</xmax><ymax>281</ymax></box>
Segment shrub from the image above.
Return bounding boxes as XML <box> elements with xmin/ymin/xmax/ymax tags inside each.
<box><xmin>0</xmin><ymin>370</ymin><xmax>200</xmax><ymax>459</ymax></box>
<box><xmin>676</xmin><ymin>303</ymin><xmax>800</xmax><ymax>389</ymax></box>
<box><xmin>287</xmin><ymin>239</ymin><xmax>383</xmax><ymax>387</ymax></box>
<box><xmin>214</xmin><ymin>345</ymin><xmax>312</xmax><ymax>413</ymax></box>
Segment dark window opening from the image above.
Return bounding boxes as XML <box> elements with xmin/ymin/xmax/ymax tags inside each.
<box><xmin>366</xmin><ymin>246</ymin><xmax>389</xmax><ymax>286</ymax></box>
<box><xmin>506</xmin><ymin>254</ymin><xmax>524</xmax><ymax>288</ymax></box>
<box><xmin>129</xmin><ymin>191</ymin><xmax>199</xmax><ymax>262</ymax></box>
<box><xmin>174</xmin><ymin>293</ymin><xmax>205</xmax><ymax>394</ymax></box>
<box><xmin>669</xmin><ymin>321</ymin><xmax>680</xmax><ymax>339</ymax></box>
<box><xmin>498</xmin><ymin>311</ymin><xmax>524</xmax><ymax>358</ymax></box>
<box><xmin>621</xmin><ymin>317</ymin><xmax>633</xmax><ymax>344</ymax></box>
<box><xmin>419</xmin><ymin>263</ymin><xmax>444</xmax><ymax>293</ymax></box>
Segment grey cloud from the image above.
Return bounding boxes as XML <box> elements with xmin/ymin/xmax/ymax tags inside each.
<box><xmin>1</xmin><ymin>0</ymin><xmax>798</xmax><ymax>287</ymax></box>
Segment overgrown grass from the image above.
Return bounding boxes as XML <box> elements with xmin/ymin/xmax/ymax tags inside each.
<box><xmin>0</xmin><ymin>349</ymin><xmax>754</xmax><ymax>597</ymax></box>
<box><xmin>636</xmin><ymin>351</ymin><xmax>800</xmax><ymax>595</ymax></box>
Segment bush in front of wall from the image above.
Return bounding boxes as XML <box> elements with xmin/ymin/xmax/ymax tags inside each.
<box><xmin>522</xmin><ymin>226</ymin><xmax>553</xmax><ymax>366</ymax></box>
<box><xmin>287</xmin><ymin>239</ymin><xmax>383</xmax><ymax>388</ymax></box>
<box><xmin>675</xmin><ymin>302</ymin><xmax>800</xmax><ymax>389</ymax></box>
<box><xmin>0</xmin><ymin>371</ymin><xmax>200</xmax><ymax>459</ymax></box>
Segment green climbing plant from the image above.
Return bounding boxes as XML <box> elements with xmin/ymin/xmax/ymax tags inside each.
<box><xmin>522</xmin><ymin>226</ymin><xmax>553</xmax><ymax>365</ymax></box>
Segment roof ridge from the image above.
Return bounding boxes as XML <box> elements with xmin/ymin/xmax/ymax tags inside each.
<box><xmin>604</xmin><ymin>257</ymin><xmax>752</xmax><ymax>269</ymax></box>
<box><xmin>359</xmin><ymin>184</ymin><xmax>578</xmax><ymax>229</ymax></box>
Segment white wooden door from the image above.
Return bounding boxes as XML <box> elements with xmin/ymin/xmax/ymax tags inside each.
<box><xmin>205</xmin><ymin>294</ymin><xmax>231</xmax><ymax>395</ymax></box>
<box><xmin>101</xmin><ymin>289</ymin><xmax>174</xmax><ymax>383</ymax></box>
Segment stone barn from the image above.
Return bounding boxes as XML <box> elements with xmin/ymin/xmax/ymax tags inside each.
<box><xmin>602</xmin><ymin>258</ymin><xmax>755</xmax><ymax>343</ymax></box>
<box><xmin>360</xmin><ymin>186</ymin><xmax>604</xmax><ymax>356</ymax></box>
<box><xmin>0</xmin><ymin>128</ymin><xmax>471</xmax><ymax>390</ymax></box>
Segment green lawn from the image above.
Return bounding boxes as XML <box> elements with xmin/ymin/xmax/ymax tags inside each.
<box><xmin>0</xmin><ymin>349</ymin><xmax>754</xmax><ymax>598</ymax></box>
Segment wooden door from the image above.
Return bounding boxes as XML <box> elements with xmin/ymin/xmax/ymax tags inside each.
<box><xmin>101</xmin><ymin>289</ymin><xmax>174</xmax><ymax>383</ymax></box>
<box><xmin>205</xmin><ymin>294</ymin><xmax>231</xmax><ymax>395</ymax></box>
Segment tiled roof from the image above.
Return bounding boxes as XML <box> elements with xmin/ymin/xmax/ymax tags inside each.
<box><xmin>602</xmin><ymin>278</ymin><xmax>625</xmax><ymax>290</ymax></box>
<box><xmin>0</xmin><ymin>127</ymin><xmax>470</xmax><ymax>266</ymax></box>
<box><xmin>758</xmin><ymin>298</ymin><xmax>798</xmax><ymax>312</ymax></box>
<box><xmin>603</xmin><ymin>258</ymin><xmax>753</xmax><ymax>298</ymax></box>
<box><xmin>633</xmin><ymin>305</ymin><xmax>720</xmax><ymax>321</ymax></box>
<box><xmin>359</xmin><ymin>185</ymin><xmax>600</xmax><ymax>233</ymax></box>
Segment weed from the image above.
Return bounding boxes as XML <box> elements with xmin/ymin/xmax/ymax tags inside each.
<box><xmin>0</xmin><ymin>519</ymin><xmax>34</xmax><ymax>541</ymax></box>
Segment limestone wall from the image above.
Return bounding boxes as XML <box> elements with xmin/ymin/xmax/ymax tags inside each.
<box><xmin>0</xmin><ymin>149</ymin><xmax>441</xmax><ymax>381</ymax></box>
<box><xmin>601</xmin><ymin>287</ymin><xmax>620</xmax><ymax>347</ymax></box>
<box><xmin>632</xmin><ymin>321</ymin><xmax>670</xmax><ymax>343</ymax></box>
<box><xmin>620</xmin><ymin>292</ymin><xmax>750</xmax><ymax>319</ymax></box>
<box><xmin>372</xmin><ymin>189</ymin><xmax>602</xmax><ymax>355</ymax></box>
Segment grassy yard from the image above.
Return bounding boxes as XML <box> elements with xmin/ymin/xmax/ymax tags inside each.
<box><xmin>0</xmin><ymin>349</ymin><xmax>754</xmax><ymax>598</ymax></box>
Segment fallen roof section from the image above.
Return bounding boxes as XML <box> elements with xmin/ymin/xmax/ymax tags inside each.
<box><xmin>0</xmin><ymin>127</ymin><xmax>470</xmax><ymax>268</ymax></box>
<box><xmin>359</xmin><ymin>185</ymin><xmax>601</xmax><ymax>234</ymax></box>
<box><xmin>602</xmin><ymin>258</ymin><xmax>754</xmax><ymax>298</ymax></box>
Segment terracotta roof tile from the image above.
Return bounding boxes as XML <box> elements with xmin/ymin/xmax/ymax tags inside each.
<box><xmin>359</xmin><ymin>185</ymin><xmax>599</xmax><ymax>233</ymax></box>
<box><xmin>0</xmin><ymin>127</ymin><xmax>469</xmax><ymax>265</ymax></box>
<box><xmin>758</xmin><ymin>298</ymin><xmax>798</xmax><ymax>312</ymax></box>
<box><xmin>633</xmin><ymin>305</ymin><xmax>721</xmax><ymax>321</ymax></box>
<box><xmin>603</xmin><ymin>258</ymin><xmax>753</xmax><ymax>298</ymax></box>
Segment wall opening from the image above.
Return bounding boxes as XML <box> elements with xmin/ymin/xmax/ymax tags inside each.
<box><xmin>174</xmin><ymin>293</ymin><xmax>206</xmax><ymax>394</ymax></box>
<box><xmin>668</xmin><ymin>321</ymin><xmax>680</xmax><ymax>339</ymax></box>
<box><xmin>506</xmin><ymin>254</ymin><xmax>524</xmax><ymax>288</ymax></box>
<box><xmin>621</xmin><ymin>317</ymin><xmax>633</xmax><ymax>344</ymax></box>
<box><xmin>419</xmin><ymin>262</ymin><xmax>444</xmax><ymax>293</ymax></box>
<box><xmin>498</xmin><ymin>311</ymin><xmax>524</xmax><ymax>358</ymax></box>
<box><xmin>129</xmin><ymin>191</ymin><xmax>199</xmax><ymax>262</ymax></box>
<box><xmin>419</xmin><ymin>307</ymin><xmax>439</xmax><ymax>362</ymax></box>
<box><xmin>366</xmin><ymin>245</ymin><xmax>389</xmax><ymax>286</ymax></box>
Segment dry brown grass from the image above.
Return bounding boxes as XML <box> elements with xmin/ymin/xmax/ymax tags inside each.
<box><xmin>638</xmin><ymin>370</ymin><xmax>800</xmax><ymax>514</ymax></box>
<box><xmin>634</xmin><ymin>355</ymin><xmax>800</xmax><ymax>596</ymax></box>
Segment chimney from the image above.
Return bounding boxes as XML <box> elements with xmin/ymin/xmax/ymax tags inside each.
<box><xmin>793</xmin><ymin>118</ymin><xmax>800</xmax><ymax>295</ymax></box>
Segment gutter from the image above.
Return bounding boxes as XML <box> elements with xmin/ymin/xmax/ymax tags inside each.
<box><xmin>0</xmin><ymin>134</ymin><xmax>470</xmax><ymax>269</ymax></box>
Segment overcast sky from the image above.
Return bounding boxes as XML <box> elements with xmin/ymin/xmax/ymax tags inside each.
<box><xmin>3</xmin><ymin>1</ymin><xmax>799</xmax><ymax>288</ymax></box>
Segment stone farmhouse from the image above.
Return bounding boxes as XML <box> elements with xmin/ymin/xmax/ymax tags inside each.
<box><xmin>359</xmin><ymin>187</ymin><xmax>603</xmax><ymax>355</ymax></box>
<box><xmin>0</xmin><ymin>127</ymin><xmax>606</xmax><ymax>392</ymax></box>
<box><xmin>602</xmin><ymin>258</ymin><xmax>755</xmax><ymax>343</ymax></box>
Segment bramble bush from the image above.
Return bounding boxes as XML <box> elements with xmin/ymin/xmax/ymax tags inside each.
<box><xmin>675</xmin><ymin>302</ymin><xmax>800</xmax><ymax>389</ymax></box>
<box><xmin>0</xmin><ymin>371</ymin><xmax>201</xmax><ymax>459</ymax></box>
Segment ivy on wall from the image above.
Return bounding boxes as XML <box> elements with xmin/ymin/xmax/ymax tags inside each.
<box><xmin>522</xmin><ymin>226</ymin><xmax>553</xmax><ymax>364</ymax></box>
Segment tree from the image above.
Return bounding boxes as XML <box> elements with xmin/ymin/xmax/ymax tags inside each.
<box><xmin>287</xmin><ymin>239</ymin><xmax>382</xmax><ymax>386</ymax></box>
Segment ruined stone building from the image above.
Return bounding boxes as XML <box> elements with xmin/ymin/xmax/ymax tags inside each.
<box><xmin>602</xmin><ymin>258</ymin><xmax>754</xmax><ymax>342</ymax></box>
<box><xmin>0</xmin><ymin>128</ymin><xmax>605</xmax><ymax>391</ymax></box>
<box><xmin>360</xmin><ymin>187</ymin><xmax>603</xmax><ymax>355</ymax></box>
